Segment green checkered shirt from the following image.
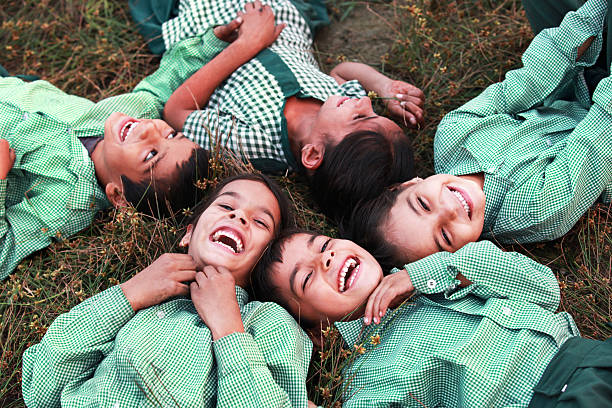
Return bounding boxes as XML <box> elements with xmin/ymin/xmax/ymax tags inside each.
<box><xmin>435</xmin><ymin>0</ymin><xmax>612</xmax><ymax>244</ymax></box>
<box><xmin>22</xmin><ymin>285</ymin><xmax>312</xmax><ymax>407</ymax></box>
<box><xmin>0</xmin><ymin>78</ymin><xmax>162</xmax><ymax>279</ymax></box>
<box><xmin>135</xmin><ymin>0</ymin><xmax>366</xmax><ymax>172</ymax></box>
<box><xmin>335</xmin><ymin>240</ymin><xmax>579</xmax><ymax>407</ymax></box>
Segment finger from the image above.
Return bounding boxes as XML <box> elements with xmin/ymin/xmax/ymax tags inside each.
<box><xmin>228</xmin><ymin>17</ymin><xmax>243</xmax><ymax>31</ymax></box>
<box><xmin>254</xmin><ymin>0</ymin><xmax>262</xmax><ymax>11</ymax></box>
<box><xmin>0</xmin><ymin>139</ymin><xmax>9</xmax><ymax>155</ymax></box>
<box><xmin>173</xmin><ymin>268</ymin><xmax>197</xmax><ymax>283</ymax></box>
<box><xmin>195</xmin><ymin>270</ymin><xmax>208</xmax><ymax>285</ymax></box>
<box><xmin>378</xmin><ymin>290</ymin><xmax>398</xmax><ymax>319</ymax></box>
<box><xmin>273</xmin><ymin>23</ymin><xmax>286</xmax><ymax>41</ymax></box>
<box><xmin>190</xmin><ymin>280</ymin><xmax>199</xmax><ymax>292</ymax></box>
<box><xmin>364</xmin><ymin>289</ymin><xmax>378</xmax><ymax>325</ymax></box>
<box><xmin>216</xmin><ymin>265</ymin><xmax>231</xmax><ymax>275</ymax></box>
<box><xmin>400</xmin><ymin>95</ymin><xmax>424</xmax><ymax>108</ymax></box>
<box><xmin>174</xmin><ymin>282</ymin><xmax>190</xmax><ymax>298</ymax></box>
<box><xmin>245</xmin><ymin>1</ymin><xmax>254</xmax><ymax>12</ymax></box>
<box><xmin>166</xmin><ymin>253</ymin><xmax>198</xmax><ymax>270</ymax></box>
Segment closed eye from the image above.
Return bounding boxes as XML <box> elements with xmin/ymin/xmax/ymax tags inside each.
<box><xmin>441</xmin><ymin>229</ymin><xmax>451</xmax><ymax>246</ymax></box>
<box><xmin>303</xmin><ymin>271</ymin><xmax>312</xmax><ymax>291</ymax></box>
<box><xmin>321</xmin><ymin>238</ymin><xmax>331</xmax><ymax>252</ymax></box>
<box><xmin>418</xmin><ymin>197</ymin><xmax>430</xmax><ymax>211</ymax></box>
<box><xmin>254</xmin><ymin>218</ymin><xmax>269</xmax><ymax>229</ymax></box>
<box><xmin>219</xmin><ymin>204</ymin><xmax>233</xmax><ymax>211</ymax></box>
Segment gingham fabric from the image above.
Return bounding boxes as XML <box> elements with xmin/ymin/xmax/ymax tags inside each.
<box><xmin>22</xmin><ymin>285</ymin><xmax>312</xmax><ymax>408</ymax></box>
<box><xmin>435</xmin><ymin>0</ymin><xmax>612</xmax><ymax>244</ymax></box>
<box><xmin>136</xmin><ymin>0</ymin><xmax>366</xmax><ymax>172</ymax></box>
<box><xmin>0</xmin><ymin>78</ymin><xmax>162</xmax><ymax>279</ymax></box>
<box><xmin>335</xmin><ymin>240</ymin><xmax>579</xmax><ymax>408</ymax></box>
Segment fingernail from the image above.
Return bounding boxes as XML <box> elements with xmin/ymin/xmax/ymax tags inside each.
<box><xmin>374</xmin><ymin>317</ymin><xmax>379</xmax><ymax>324</ymax></box>
<box><xmin>364</xmin><ymin>317</ymin><xmax>369</xmax><ymax>325</ymax></box>
<box><xmin>396</xmin><ymin>93</ymin><xmax>403</xmax><ymax>98</ymax></box>
<box><xmin>400</xmin><ymin>101</ymin><xmax>407</xmax><ymax>107</ymax></box>
<box><xmin>236</xmin><ymin>17</ymin><xmax>243</xmax><ymax>23</ymax></box>
<box><xmin>379</xmin><ymin>311</ymin><xmax>383</xmax><ymax>317</ymax></box>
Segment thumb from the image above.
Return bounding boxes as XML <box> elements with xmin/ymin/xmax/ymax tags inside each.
<box><xmin>272</xmin><ymin>23</ymin><xmax>286</xmax><ymax>41</ymax></box>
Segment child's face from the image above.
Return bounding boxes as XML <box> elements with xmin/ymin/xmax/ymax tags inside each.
<box><xmin>181</xmin><ymin>179</ymin><xmax>281</xmax><ymax>287</ymax></box>
<box><xmin>98</xmin><ymin>112</ymin><xmax>198</xmax><ymax>190</ymax></box>
<box><xmin>312</xmin><ymin>96</ymin><xmax>401</xmax><ymax>145</ymax></box>
<box><xmin>383</xmin><ymin>174</ymin><xmax>485</xmax><ymax>262</ymax></box>
<box><xmin>269</xmin><ymin>233</ymin><xmax>383</xmax><ymax>324</ymax></box>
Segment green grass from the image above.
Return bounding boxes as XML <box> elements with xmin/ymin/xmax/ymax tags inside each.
<box><xmin>1</xmin><ymin>1</ymin><xmax>611</xmax><ymax>406</ymax></box>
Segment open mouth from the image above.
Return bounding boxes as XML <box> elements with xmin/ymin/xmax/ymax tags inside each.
<box><xmin>337</xmin><ymin>96</ymin><xmax>351</xmax><ymax>107</ymax></box>
<box><xmin>338</xmin><ymin>256</ymin><xmax>360</xmax><ymax>292</ymax></box>
<box><xmin>210</xmin><ymin>228</ymin><xmax>244</xmax><ymax>254</ymax></box>
<box><xmin>449</xmin><ymin>186</ymin><xmax>471</xmax><ymax>218</ymax></box>
<box><xmin>120</xmin><ymin>120</ymin><xmax>139</xmax><ymax>142</ymax></box>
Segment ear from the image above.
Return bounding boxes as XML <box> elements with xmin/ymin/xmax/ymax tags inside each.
<box><xmin>179</xmin><ymin>224</ymin><xmax>193</xmax><ymax>248</ymax></box>
<box><xmin>300</xmin><ymin>143</ymin><xmax>325</xmax><ymax>170</ymax></box>
<box><xmin>105</xmin><ymin>182</ymin><xmax>128</xmax><ymax>208</ymax></box>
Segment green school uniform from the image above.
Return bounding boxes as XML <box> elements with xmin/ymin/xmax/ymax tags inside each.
<box><xmin>0</xmin><ymin>78</ymin><xmax>162</xmax><ymax>279</ymax></box>
<box><xmin>435</xmin><ymin>0</ymin><xmax>612</xmax><ymax>244</ymax></box>
<box><xmin>22</xmin><ymin>285</ymin><xmax>312</xmax><ymax>407</ymax></box>
<box><xmin>134</xmin><ymin>0</ymin><xmax>366</xmax><ymax>172</ymax></box>
<box><xmin>335</xmin><ymin>240</ymin><xmax>579</xmax><ymax>407</ymax></box>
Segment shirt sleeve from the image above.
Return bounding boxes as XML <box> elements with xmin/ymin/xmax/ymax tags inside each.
<box><xmin>133</xmin><ymin>28</ymin><xmax>230</xmax><ymax>105</ymax></box>
<box><xmin>213</xmin><ymin>304</ymin><xmax>312</xmax><ymax>408</ymax></box>
<box><xmin>438</xmin><ymin>0</ymin><xmax>606</xmax><ymax>122</ymax></box>
<box><xmin>397</xmin><ymin>240</ymin><xmax>560</xmax><ymax>312</ymax></box>
<box><xmin>183</xmin><ymin>108</ymin><xmax>290</xmax><ymax>172</ymax></box>
<box><xmin>21</xmin><ymin>285</ymin><xmax>135</xmax><ymax>408</ymax></box>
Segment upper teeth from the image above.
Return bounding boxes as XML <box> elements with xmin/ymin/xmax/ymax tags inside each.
<box><xmin>212</xmin><ymin>229</ymin><xmax>244</xmax><ymax>253</ymax></box>
<box><xmin>452</xmin><ymin>190</ymin><xmax>470</xmax><ymax>216</ymax></box>
<box><xmin>338</xmin><ymin>257</ymin><xmax>358</xmax><ymax>292</ymax></box>
<box><xmin>121</xmin><ymin>121</ymin><xmax>139</xmax><ymax>142</ymax></box>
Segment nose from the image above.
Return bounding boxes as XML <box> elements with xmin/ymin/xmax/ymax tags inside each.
<box><xmin>135</xmin><ymin>120</ymin><xmax>159</xmax><ymax>142</ymax></box>
<box><xmin>437</xmin><ymin>199</ymin><xmax>459</xmax><ymax>222</ymax></box>
<box><xmin>321</xmin><ymin>248</ymin><xmax>335</xmax><ymax>271</ymax></box>
<box><xmin>358</xmin><ymin>96</ymin><xmax>374</xmax><ymax>113</ymax></box>
<box><xmin>229</xmin><ymin>209</ymin><xmax>248</xmax><ymax>225</ymax></box>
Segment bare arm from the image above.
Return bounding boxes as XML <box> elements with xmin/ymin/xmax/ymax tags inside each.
<box><xmin>330</xmin><ymin>62</ymin><xmax>425</xmax><ymax>126</ymax></box>
<box><xmin>164</xmin><ymin>1</ymin><xmax>285</xmax><ymax>130</ymax></box>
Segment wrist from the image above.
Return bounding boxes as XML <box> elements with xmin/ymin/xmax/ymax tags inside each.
<box><xmin>120</xmin><ymin>279</ymin><xmax>142</xmax><ymax>312</ymax></box>
<box><xmin>209</xmin><ymin>306</ymin><xmax>244</xmax><ymax>340</ymax></box>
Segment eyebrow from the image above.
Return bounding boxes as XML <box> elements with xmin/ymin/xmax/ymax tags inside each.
<box><xmin>289</xmin><ymin>234</ymin><xmax>319</xmax><ymax>297</ymax></box>
<box><xmin>217</xmin><ymin>191</ymin><xmax>277</xmax><ymax>230</ymax></box>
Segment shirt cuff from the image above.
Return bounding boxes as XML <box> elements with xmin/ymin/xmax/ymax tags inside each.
<box><xmin>393</xmin><ymin>251</ymin><xmax>459</xmax><ymax>295</ymax></box>
<box><xmin>200</xmin><ymin>27</ymin><xmax>231</xmax><ymax>56</ymax></box>
<box><xmin>91</xmin><ymin>285</ymin><xmax>136</xmax><ymax>337</ymax></box>
<box><xmin>213</xmin><ymin>332</ymin><xmax>267</xmax><ymax>377</ymax></box>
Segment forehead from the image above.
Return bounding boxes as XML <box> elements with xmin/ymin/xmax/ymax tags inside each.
<box><xmin>147</xmin><ymin>137</ymin><xmax>196</xmax><ymax>181</ymax></box>
<box><xmin>216</xmin><ymin>179</ymin><xmax>281</xmax><ymax>216</ymax></box>
<box><xmin>273</xmin><ymin>233</ymin><xmax>318</xmax><ymax>273</ymax></box>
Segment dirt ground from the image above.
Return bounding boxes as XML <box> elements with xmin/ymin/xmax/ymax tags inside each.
<box><xmin>314</xmin><ymin>2</ymin><xmax>398</xmax><ymax>71</ymax></box>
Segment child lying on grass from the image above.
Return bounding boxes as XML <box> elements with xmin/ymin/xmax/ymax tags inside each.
<box><xmin>252</xmin><ymin>230</ymin><xmax>612</xmax><ymax>407</ymax></box>
<box><xmin>347</xmin><ymin>0</ymin><xmax>612</xmax><ymax>269</ymax></box>
<box><xmin>133</xmin><ymin>0</ymin><xmax>423</xmax><ymax>221</ymax></box>
<box><xmin>0</xmin><ymin>77</ymin><xmax>208</xmax><ymax>279</ymax></box>
<box><xmin>22</xmin><ymin>174</ymin><xmax>312</xmax><ymax>408</ymax></box>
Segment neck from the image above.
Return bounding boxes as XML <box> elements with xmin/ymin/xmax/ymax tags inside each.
<box><xmin>284</xmin><ymin>97</ymin><xmax>322</xmax><ymax>158</ymax></box>
<box><xmin>459</xmin><ymin>173</ymin><xmax>485</xmax><ymax>191</ymax></box>
<box><xmin>90</xmin><ymin>140</ymin><xmax>110</xmax><ymax>187</ymax></box>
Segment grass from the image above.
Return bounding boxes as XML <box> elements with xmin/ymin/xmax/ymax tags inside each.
<box><xmin>1</xmin><ymin>0</ymin><xmax>611</xmax><ymax>406</ymax></box>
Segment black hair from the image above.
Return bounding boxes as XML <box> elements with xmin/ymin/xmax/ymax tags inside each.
<box><xmin>250</xmin><ymin>228</ymin><xmax>318</xmax><ymax>327</ymax></box>
<box><xmin>184</xmin><ymin>172</ymin><xmax>295</xmax><ymax>236</ymax></box>
<box><xmin>121</xmin><ymin>147</ymin><xmax>210</xmax><ymax>218</ymax></box>
<box><xmin>343</xmin><ymin>186</ymin><xmax>405</xmax><ymax>274</ymax></box>
<box><xmin>310</xmin><ymin>129</ymin><xmax>415</xmax><ymax>222</ymax></box>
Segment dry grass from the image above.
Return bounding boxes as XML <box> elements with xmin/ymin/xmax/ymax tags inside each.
<box><xmin>1</xmin><ymin>0</ymin><xmax>610</xmax><ymax>406</ymax></box>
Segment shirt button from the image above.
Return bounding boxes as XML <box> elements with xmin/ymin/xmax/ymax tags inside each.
<box><xmin>156</xmin><ymin>310</ymin><xmax>165</xmax><ymax>319</ymax></box>
<box><xmin>546</xmin><ymin>138</ymin><xmax>552</xmax><ymax>147</ymax></box>
<box><xmin>66</xmin><ymin>128</ymin><xmax>72</xmax><ymax>134</ymax></box>
<box><xmin>427</xmin><ymin>279</ymin><xmax>437</xmax><ymax>289</ymax></box>
<box><xmin>23</xmin><ymin>112</ymin><xmax>29</xmax><ymax>121</ymax></box>
<box><xmin>502</xmin><ymin>306</ymin><xmax>512</xmax><ymax>316</ymax></box>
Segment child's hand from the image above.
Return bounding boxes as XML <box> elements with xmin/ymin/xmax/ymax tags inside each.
<box><xmin>364</xmin><ymin>269</ymin><xmax>414</xmax><ymax>325</ymax></box>
<box><xmin>120</xmin><ymin>253</ymin><xmax>197</xmax><ymax>312</ymax></box>
<box><xmin>190</xmin><ymin>266</ymin><xmax>245</xmax><ymax>340</ymax></box>
<box><xmin>213</xmin><ymin>16</ymin><xmax>243</xmax><ymax>43</ymax></box>
<box><xmin>0</xmin><ymin>139</ymin><xmax>16</xmax><ymax>179</ymax></box>
<box><xmin>234</xmin><ymin>1</ymin><xmax>286</xmax><ymax>55</ymax></box>
<box><xmin>378</xmin><ymin>79</ymin><xmax>424</xmax><ymax>127</ymax></box>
